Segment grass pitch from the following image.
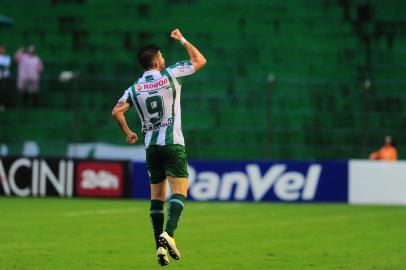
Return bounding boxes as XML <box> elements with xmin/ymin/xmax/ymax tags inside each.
<box><xmin>0</xmin><ymin>197</ymin><xmax>405</xmax><ymax>270</ymax></box>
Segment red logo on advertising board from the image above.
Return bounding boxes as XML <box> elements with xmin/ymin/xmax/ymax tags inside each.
<box><xmin>76</xmin><ymin>162</ymin><xmax>123</xmax><ymax>197</ymax></box>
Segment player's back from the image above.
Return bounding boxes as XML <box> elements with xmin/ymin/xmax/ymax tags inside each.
<box><xmin>128</xmin><ymin>69</ymin><xmax>184</xmax><ymax>147</ymax></box>
<box><xmin>120</xmin><ymin>60</ymin><xmax>195</xmax><ymax>147</ymax></box>
<box><xmin>133</xmin><ymin>71</ymin><xmax>174</xmax><ymax>128</ymax></box>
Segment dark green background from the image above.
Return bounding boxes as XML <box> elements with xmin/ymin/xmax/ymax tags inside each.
<box><xmin>1</xmin><ymin>0</ymin><xmax>405</xmax><ymax>160</ymax></box>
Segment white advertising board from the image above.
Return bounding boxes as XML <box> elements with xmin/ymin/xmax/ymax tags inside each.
<box><xmin>349</xmin><ymin>160</ymin><xmax>406</xmax><ymax>205</ymax></box>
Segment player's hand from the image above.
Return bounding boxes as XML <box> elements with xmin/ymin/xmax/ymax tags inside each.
<box><xmin>126</xmin><ymin>132</ymin><xmax>138</xmax><ymax>144</ymax></box>
<box><xmin>170</xmin><ymin>29</ymin><xmax>184</xmax><ymax>41</ymax></box>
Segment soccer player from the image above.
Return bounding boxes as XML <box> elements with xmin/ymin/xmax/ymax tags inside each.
<box><xmin>112</xmin><ymin>29</ymin><xmax>206</xmax><ymax>266</ymax></box>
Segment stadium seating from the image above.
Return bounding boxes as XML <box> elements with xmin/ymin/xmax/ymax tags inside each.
<box><xmin>1</xmin><ymin>0</ymin><xmax>405</xmax><ymax>160</ymax></box>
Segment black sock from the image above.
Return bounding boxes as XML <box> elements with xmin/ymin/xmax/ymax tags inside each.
<box><xmin>150</xmin><ymin>200</ymin><xmax>164</xmax><ymax>249</ymax></box>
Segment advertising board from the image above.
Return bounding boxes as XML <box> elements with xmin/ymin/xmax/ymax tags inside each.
<box><xmin>131</xmin><ymin>161</ymin><xmax>348</xmax><ymax>202</ymax></box>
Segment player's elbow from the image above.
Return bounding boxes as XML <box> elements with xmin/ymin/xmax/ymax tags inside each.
<box><xmin>112</xmin><ymin>108</ymin><xmax>121</xmax><ymax>118</ymax></box>
<box><xmin>193</xmin><ymin>57</ymin><xmax>207</xmax><ymax>72</ymax></box>
<box><xmin>201</xmin><ymin>57</ymin><xmax>207</xmax><ymax>67</ymax></box>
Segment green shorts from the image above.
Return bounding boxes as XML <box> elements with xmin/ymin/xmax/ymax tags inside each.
<box><xmin>146</xmin><ymin>144</ymin><xmax>188</xmax><ymax>184</ymax></box>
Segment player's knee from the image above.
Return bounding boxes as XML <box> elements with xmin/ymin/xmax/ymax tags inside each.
<box><xmin>170</xmin><ymin>184</ymin><xmax>188</xmax><ymax>198</ymax></box>
<box><xmin>151</xmin><ymin>190</ymin><xmax>166</xmax><ymax>201</ymax></box>
<box><xmin>150</xmin><ymin>182</ymin><xmax>166</xmax><ymax>200</ymax></box>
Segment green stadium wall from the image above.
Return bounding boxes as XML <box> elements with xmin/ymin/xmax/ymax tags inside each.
<box><xmin>1</xmin><ymin>0</ymin><xmax>405</xmax><ymax>160</ymax></box>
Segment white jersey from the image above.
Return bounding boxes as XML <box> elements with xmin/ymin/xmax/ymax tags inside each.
<box><xmin>118</xmin><ymin>60</ymin><xmax>195</xmax><ymax>148</ymax></box>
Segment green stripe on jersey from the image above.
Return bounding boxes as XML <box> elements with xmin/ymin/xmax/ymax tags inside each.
<box><xmin>149</xmin><ymin>130</ymin><xmax>160</xmax><ymax>145</ymax></box>
<box><xmin>141</xmin><ymin>130</ymin><xmax>146</xmax><ymax>144</ymax></box>
<box><xmin>130</xmin><ymin>85</ymin><xmax>145</xmax><ymax>122</ymax></box>
<box><xmin>165</xmin><ymin>121</ymin><xmax>174</xmax><ymax>144</ymax></box>
<box><xmin>162</xmin><ymin>70</ymin><xmax>177</xmax><ymax>145</ymax></box>
<box><xmin>168</xmin><ymin>60</ymin><xmax>191</xmax><ymax>69</ymax></box>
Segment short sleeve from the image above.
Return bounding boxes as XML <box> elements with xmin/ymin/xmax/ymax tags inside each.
<box><xmin>118</xmin><ymin>89</ymin><xmax>132</xmax><ymax>106</ymax></box>
<box><xmin>167</xmin><ymin>60</ymin><xmax>195</xmax><ymax>78</ymax></box>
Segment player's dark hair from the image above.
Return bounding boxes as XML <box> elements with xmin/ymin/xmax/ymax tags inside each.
<box><xmin>138</xmin><ymin>44</ymin><xmax>160</xmax><ymax>70</ymax></box>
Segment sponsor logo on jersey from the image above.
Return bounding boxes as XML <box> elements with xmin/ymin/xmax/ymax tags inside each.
<box><xmin>176</xmin><ymin>66</ymin><xmax>187</xmax><ymax>72</ymax></box>
<box><xmin>76</xmin><ymin>162</ymin><xmax>123</xmax><ymax>197</ymax></box>
<box><xmin>175</xmin><ymin>61</ymin><xmax>190</xmax><ymax>72</ymax></box>
<box><xmin>136</xmin><ymin>85</ymin><xmax>142</xmax><ymax>91</ymax></box>
<box><xmin>142</xmin><ymin>77</ymin><xmax>169</xmax><ymax>90</ymax></box>
<box><xmin>143</xmin><ymin>118</ymin><xmax>173</xmax><ymax>132</ymax></box>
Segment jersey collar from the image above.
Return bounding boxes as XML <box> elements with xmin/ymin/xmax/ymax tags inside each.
<box><xmin>143</xmin><ymin>69</ymin><xmax>161</xmax><ymax>76</ymax></box>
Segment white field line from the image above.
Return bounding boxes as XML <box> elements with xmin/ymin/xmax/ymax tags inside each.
<box><xmin>62</xmin><ymin>208</ymin><xmax>141</xmax><ymax>217</ymax></box>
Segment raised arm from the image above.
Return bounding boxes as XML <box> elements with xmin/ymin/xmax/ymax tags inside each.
<box><xmin>170</xmin><ymin>29</ymin><xmax>207</xmax><ymax>71</ymax></box>
<box><xmin>112</xmin><ymin>101</ymin><xmax>138</xmax><ymax>144</ymax></box>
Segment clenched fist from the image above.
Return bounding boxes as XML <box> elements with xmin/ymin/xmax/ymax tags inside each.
<box><xmin>170</xmin><ymin>29</ymin><xmax>184</xmax><ymax>41</ymax></box>
<box><xmin>126</xmin><ymin>132</ymin><xmax>138</xmax><ymax>144</ymax></box>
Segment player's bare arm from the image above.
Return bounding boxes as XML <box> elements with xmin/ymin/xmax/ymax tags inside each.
<box><xmin>112</xmin><ymin>101</ymin><xmax>138</xmax><ymax>144</ymax></box>
<box><xmin>170</xmin><ymin>29</ymin><xmax>207</xmax><ymax>71</ymax></box>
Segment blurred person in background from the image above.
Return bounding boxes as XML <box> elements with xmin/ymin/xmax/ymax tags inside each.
<box><xmin>369</xmin><ymin>135</ymin><xmax>398</xmax><ymax>161</ymax></box>
<box><xmin>0</xmin><ymin>45</ymin><xmax>11</xmax><ymax>110</ymax></box>
<box><xmin>112</xmin><ymin>29</ymin><xmax>206</xmax><ymax>266</ymax></box>
<box><xmin>15</xmin><ymin>45</ymin><xmax>43</xmax><ymax>108</ymax></box>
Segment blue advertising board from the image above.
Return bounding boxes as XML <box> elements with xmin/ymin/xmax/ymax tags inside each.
<box><xmin>131</xmin><ymin>161</ymin><xmax>348</xmax><ymax>202</ymax></box>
